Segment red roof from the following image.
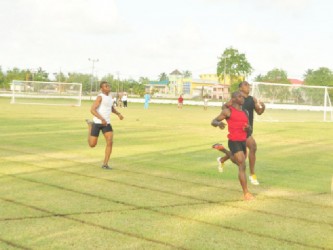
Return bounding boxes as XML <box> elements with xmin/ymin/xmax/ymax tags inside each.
<box><xmin>170</xmin><ymin>69</ymin><xmax>182</xmax><ymax>75</ymax></box>
<box><xmin>288</xmin><ymin>79</ymin><xmax>304</xmax><ymax>85</ymax></box>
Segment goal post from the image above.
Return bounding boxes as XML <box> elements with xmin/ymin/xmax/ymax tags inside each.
<box><xmin>250</xmin><ymin>82</ymin><xmax>333</xmax><ymax>122</ymax></box>
<box><xmin>10</xmin><ymin>80</ymin><xmax>82</xmax><ymax>106</ymax></box>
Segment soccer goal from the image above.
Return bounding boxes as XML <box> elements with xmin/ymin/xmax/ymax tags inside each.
<box><xmin>10</xmin><ymin>80</ymin><xmax>82</xmax><ymax>106</ymax></box>
<box><xmin>251</xmin><ymin>82</ymin><xmax>333</xmax><ymax>122</ymax></box>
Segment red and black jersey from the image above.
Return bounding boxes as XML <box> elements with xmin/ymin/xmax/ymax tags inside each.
<box><xmin>226</xmin><ymin>106</ymin><xmax>249</xmax><ymax>141</ymax></box>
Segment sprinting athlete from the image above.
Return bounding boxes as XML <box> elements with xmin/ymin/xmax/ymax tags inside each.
<box><xmin>86</xmin><ymin>81</ymin><xmax>124</xmax><ymax>169</ymax></box>
<box><xmin>211</xmin><ymin>91</ymin><xmax>254</xmax><ymax>201</ymax></box>
<box><xmin>215</xmin><ymin>81</ymin><xmax>265</xmax><ymax>185</ymax></box>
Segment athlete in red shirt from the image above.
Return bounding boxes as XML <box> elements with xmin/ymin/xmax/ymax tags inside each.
<box><xmin>211</xmin><ymin>91</ymin><xmax>254</xmax><ymax>201</ymax></box>
<box><xmin>216</xmin><ymin>81</ymin><xmax>265</xmax><ymax>185</ymax></box>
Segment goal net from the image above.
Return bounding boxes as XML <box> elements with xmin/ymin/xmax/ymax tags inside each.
<box><xmin>251</xmin><ymin>82</ymin><xmax>333</xmax><ymax>122</ymax></box>
<box><xmin>10</xmin><ymin>80</ymin><xmax>82</xmax><ymax>106</ymax></box>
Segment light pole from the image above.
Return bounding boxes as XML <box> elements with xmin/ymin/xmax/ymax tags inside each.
<box><xmin>116</xmin><ymin>71</ymin><xmax>120</xmax><ymax>93</ymax></box>
<box><xmin>30</xmin><ymin>68</ymin><xmax>37</xmax><ymax>81</ymax></box>
<box><xmin>224</xmin><ymin>56</ymin><xmax>226</xmax><ymax>85</ymax></box>
<box><xmin>88</xmin><ymin>58</ymin><xmax>99</xmax><ymax>100</ymax></box>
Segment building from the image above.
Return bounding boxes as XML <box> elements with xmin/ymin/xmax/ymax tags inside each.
<box><xmin>145</xmin><ymin>80</ymin><xmax>169</xmax><ymax>94</ymax></box>
<box><xmin>145</xmin><ymin>69</ymin><xmax>244</xmax><ymax>100</ymax></box>
<box><xmin>168</xmin><ymin>69</ymin><xmax>183</xmax><ymax>95</ymax></box>
<box><xmin>289</xmin><ymin>78</ymin><xmax>304</xmax><ymax>85</ymax></box>
<box><xmin>190</xmin><ymin>79</ymin><xmax>229</xmax><ymax>100</ymax></box>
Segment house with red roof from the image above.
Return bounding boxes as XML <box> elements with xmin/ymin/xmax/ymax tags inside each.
<box><xmin>288</xmin><ymin>78</ymin><xmax>304</xmax><ymax>85</ymax></box>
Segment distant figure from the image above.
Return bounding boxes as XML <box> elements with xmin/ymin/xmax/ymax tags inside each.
<box><xmin>86</xmin><ymin>81</ymin><xmax>124</xmax><ymax>170</ymax></box>
<box><xmin>113</xmin><ymin>95</ymin><xmax>117</xmax><ymax>107</ymax></box>
<box><xmin>144</xmin><ymin>93</ymin><xmax>151</xmax><ymax>109</ymax></box>
<box><xmin>178</xmin><ymin>95</ymin><xmax>184</xmax><ymax>109</ymax></box>
<box><xmin>122</xmin><ymin>93</ymin><xmax>128</xmax><ymax>108</ymax></box>
<box><xmin>117</xmin><ymin>94</ymin><xmax>123</xmax><ymax>108</ymax></box>
<box><xmin>204</xmin><ymin>97</ymin><xmax>209</xmax><ymax>110</ymax></box>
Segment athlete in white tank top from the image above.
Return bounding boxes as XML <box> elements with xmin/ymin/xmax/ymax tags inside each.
<box><xmin>87</xmin><ymin>81</ymin><xmax>124</xmax><ymax>170</ymax></box>
<box><xmin>93</xmin><ymin>93</ymin><xmax>113</xmax><ymax>124</ymax></box>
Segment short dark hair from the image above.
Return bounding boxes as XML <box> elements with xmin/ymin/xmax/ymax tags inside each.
<box><xmin>100</xmin><ymin>81</ymin><xmax>109</xmax><ymax>88</ymax></box>
<box><xmin>238</xmin><ymin>81</ymin><xmax>249</xmax><ymax>88</ymax></box>
<box><xmin>231</xmin><ymin>91</ymin><xmax>241</xmax><ymax>98</ymax></box>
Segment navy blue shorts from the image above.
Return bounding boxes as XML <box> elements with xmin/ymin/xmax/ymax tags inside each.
<box><xmin>91</xmin><ymin>123</ymin><xmax>113</xmax><ymax>137</ymax></box>
<box><xmin>228</xmin><ymin>140</ymin><xmax>246</xmax><ymax>155</ymax></box>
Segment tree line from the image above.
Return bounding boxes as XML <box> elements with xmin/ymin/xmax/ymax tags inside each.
<box><xmin>0</xmin><ymin>66</ymin><xmax>194</xmax><ymax>97</ymax></box>
<box><xmin>1</xmin><ymin>47</ymin><xmax>333</xmax><ymax>97</ymax></box>
<box><xmin>216</xmin><ymin>47</ymin><xmax>333</xmax><ymax>92</ymax></box>
<box><xmin>0</xmin><ymin>66</ymin><xmax>149</xmax><ymax>96</ymax></box>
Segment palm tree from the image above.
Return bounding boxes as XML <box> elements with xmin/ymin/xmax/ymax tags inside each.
<box><xmin>158</xmin><ymin>72</ymin><xmax>168</xmax><ymax>81</ymax></box>
<box><xmin>182</xmin><ymin>70</ymin><xmax>192</xmax><ymax>78</ymax></box>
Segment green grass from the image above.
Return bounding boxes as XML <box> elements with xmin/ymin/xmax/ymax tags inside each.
<box><xmin>0</xmin><ymin>97</ymin><xmax>332</xmax><ymax>250</ymax></box>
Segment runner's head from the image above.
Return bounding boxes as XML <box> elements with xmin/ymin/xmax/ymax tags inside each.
<box><xmin>239</xmin><ymin>81</ymin><xmax>250</xmax><ymax>95</ymax></box>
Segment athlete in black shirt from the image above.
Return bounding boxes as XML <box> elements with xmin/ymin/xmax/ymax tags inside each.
<box><xmin>239</xmin><ymin>81</ymin><xmax>265</xmax><ymax>185</ymax></box>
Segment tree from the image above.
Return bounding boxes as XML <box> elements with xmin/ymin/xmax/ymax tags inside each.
<box><xmin>158</xmin><ymin>72</ymin><xmax>168</xmax><ymax>81</ymax></box>
<box><xmin>217</xmin><ymin>47</ymin><xmax>253</xmax><ymax>84</ymax></box>
<box><xmin>254</xmin><ymin>68</ymin><xmax>289</xmax><ymax>84</ymax></box>
<box><xmin>4</xmin><ymin>68</ymin><xmax>28</xmax><ymax>86</ymax></box>
<box><xmin>303</xmin><ymin>67</ymin><xmax>333</xmax><ymax>87</ymax></box>
<box><xmin>0</xmin><ymin>66</ymin><xmax>5</xmax><ymax>89</ymax></box>
<box><xmin>53</xmin><ymin>71</ymin><xmax>67</xmax><ymax>82</ymax></box>
<box><xmin>33</xmin><ymin>67</ymin><xmax>49</xmax><ymax>81</ymax></box>
<box><xmin>139</xmin><ymin>77</ymin><xmax>150</xmax><ymax>85</ymax></box>
<box><xmin>131</xmin><ymin>81</ymin><xmax>145</xmax><ymax>96</ymax></box>
<box><xmin>253</xmin><ymin>68</ymin><xmax>291</xmax><ymax>102</ymax></box>
<box><xmin>229</xmin><ymin>82</ymin><xmax>240</xmax><ymax>93</ymax></box>
<box><xmin>67</xmin><ymin>72</ymin><xmax>91</xmax><ymax>93</ymax></box>
<box><xmin>182</xmin><ymin>70</ymin><xmax>192</xmax><ymax>78</ymax></box>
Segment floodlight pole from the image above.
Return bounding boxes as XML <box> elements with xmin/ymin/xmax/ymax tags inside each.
<box><xmin>224</xmin><ymin>56</ymin><xmax>226</xmax><ymax>86</ymax></box>
<box><xmin>116</xmin><ymin>71</ymin><xmax>120</xmax><ymax>93</ymax></box>
<box><xmin>30</xmin><ymin>68</ymin><xmax>37</xmax><ymax>81</ymax></box>
<box><xmin>88</xmin><ymin>58</ymin><xmax>99</xmax><ymax>100</ymax></box>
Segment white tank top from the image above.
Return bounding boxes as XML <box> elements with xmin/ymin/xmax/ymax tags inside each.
<box><xmin>93</xmin><ymin>93</ymin><xmax>113</xmax><ymax>124</ymax></box>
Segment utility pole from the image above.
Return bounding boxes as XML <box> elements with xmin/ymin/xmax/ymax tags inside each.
<box><xmin>94</xmin><ymin>69</ymin><xmax>98</xmax><ymax>92</ymax></box>
<box><xmin>30</xmin><ymin>68</ymin><xmax>37</xmax><ymax>81</ymax></box>
<box><xmin>58</xmin><ymin>68</ymin><xmax>62</xmax><ymax>82</ymax></box>
<box><xmin>88</xmin><ymin>58</ymin><xmax>99</xmax><ymax>100</ymax></box>
<box><xmin>224</xmin><ymin>56</ymin><xmax>226</xmax><ymax>86</ymax></box>
<box><xmin>116</xmin><ymin>71</ymin><xmax>120</xmax><ymax>93</ymax></box>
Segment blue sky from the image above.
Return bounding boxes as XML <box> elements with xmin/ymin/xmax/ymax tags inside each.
<box><xmin>1</xmin><ymin>0</ymin><xmax>332</xmax><ymax>81</ymax></box>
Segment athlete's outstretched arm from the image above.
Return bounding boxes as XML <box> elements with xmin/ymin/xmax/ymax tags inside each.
<box><xmin>253</xmin><ymin>97</ymin><xmax>265</xmax><ymax>115</ymax></box>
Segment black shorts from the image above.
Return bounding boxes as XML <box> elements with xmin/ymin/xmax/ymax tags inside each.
<box><xmin>228</xmin><ymin>140</ymin><xmax>246</xmax><ymax>155</ymax></box>
<box><xmin>90</xmin><ymin>123</ymin><xmax>113</xmax><ymax>137</ymax></box>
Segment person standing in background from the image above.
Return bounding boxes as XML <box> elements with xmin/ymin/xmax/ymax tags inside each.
<box><xmin>122</xmin><ymin>93</ymin><xmax>128</xmax><ymax>108</ymax></box>
<box><xmin>178</xmin><ymin>95</ymin><xmax>184</xmax><ymax>109</ymax></box>
<box><xmin>144</xmin><ymin>92</ymin><xmax>151</xmax><ymax>109</ymax></box>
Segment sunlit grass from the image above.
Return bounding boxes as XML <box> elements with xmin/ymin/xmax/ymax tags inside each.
<box><xmin>0</xmin><ymin>97</ymin><xmax>332</xmax><ymax>249</ymax></box>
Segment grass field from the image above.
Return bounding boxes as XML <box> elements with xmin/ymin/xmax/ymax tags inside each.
<box><xmin>0</xmin><ymin>97</ymin><xmax>332</xmax><ymax>250</ymax></box>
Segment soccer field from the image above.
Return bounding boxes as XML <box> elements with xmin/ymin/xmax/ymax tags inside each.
<box><xmin>0</xmin><ymin>97</ymin><xmax>332</xmax><ymax>250</ymax></box>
